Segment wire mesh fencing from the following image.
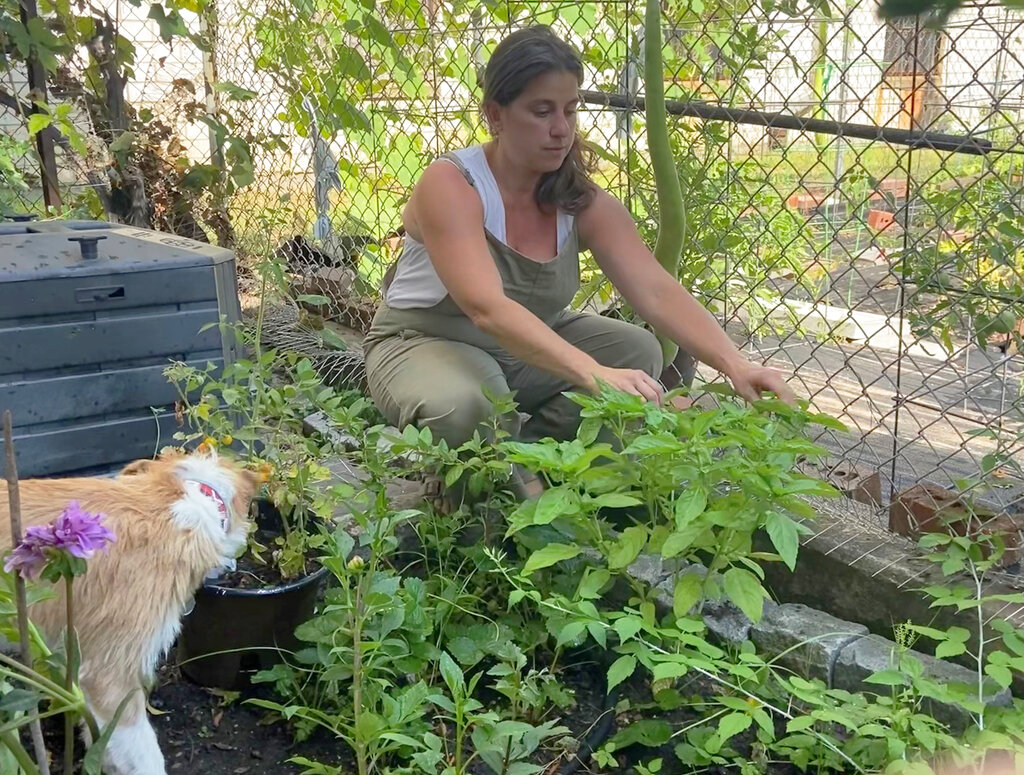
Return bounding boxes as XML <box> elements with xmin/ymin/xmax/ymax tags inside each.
<box><xmin>2</xmin><ymin>0</ymin><xmax>1023</xmax><ymax>546</ymax></box>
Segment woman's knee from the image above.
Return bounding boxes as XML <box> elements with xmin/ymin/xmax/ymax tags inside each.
<box><xmin>417</xmin><ymin>370</ymin><xmax>523</xmax><ymax>446</ymax></box>
<box><xmin>618</xmin><ymin>325</ymin><xmax>664</xmax><ymax>377</ymax></box>
<box><xmin>418</xmin><ymin>387</ymin><xmax>496</xmax><ymax>447</ymax></box>
<box><xmin>561</xmin><ymin>315</ymin><xmax>665</xmax><ymax>379</ymax></box>
<box><xmin>364</xmin><ymin>337</ymin><xmax>513</xmax><ymax>447</ymax></box>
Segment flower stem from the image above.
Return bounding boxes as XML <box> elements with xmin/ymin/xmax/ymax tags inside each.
<box><xmin>0</xmin><ymin>654</ymin><xmax>78</xmax><ymax>706</ymax></box>
<box><xmin>351</xmin><ymin>574</ymin><xmax>367</xmax><ymax>775</ymax></box>
<box><xmin>64</xmin><ymin>577</ymin><xmax>75</xmax><ymax>775</ymax></box>
<box><xmin>971</xmin><ymin>562</ymin><xmax>986</xmax><ymax>730</ymax></box>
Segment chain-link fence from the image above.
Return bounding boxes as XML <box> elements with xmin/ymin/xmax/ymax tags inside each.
<box><xmin>3</xmin><ymin>0</ymin><xmax>1023</xmax><ymax>540</ymax></box>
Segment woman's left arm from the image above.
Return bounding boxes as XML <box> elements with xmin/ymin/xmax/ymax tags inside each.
<box><xmin>578</xmin><ymin>188</ymin><xmax>795</xmax><ymax>404</ymax></box>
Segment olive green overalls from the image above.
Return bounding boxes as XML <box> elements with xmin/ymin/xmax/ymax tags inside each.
<box><xmin>363</xmin><ymin>152</ymin><xmax>663</xmax><ymax>448</ymax></box>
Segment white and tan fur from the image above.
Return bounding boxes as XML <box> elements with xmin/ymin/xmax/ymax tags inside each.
<box><xmin>0</xmin><ymin>449</ymin><xmax>260</xmax><ymax>775</ymax></box>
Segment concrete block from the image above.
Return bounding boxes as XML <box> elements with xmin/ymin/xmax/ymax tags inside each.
<box><xmin>701</xmin><ymin>598</ymin><xmax>771</xmax><ymax>645</ymax></box>
<box><xmin>751</xmin><ymin>603</ymin><xmax>868</xmax><ymax>683</ymax></box>
<box><xmin>755</xmin><ymin>495</ymin><xmax>1024</xmax><ymax>697</ymax></box>
<box><xmin>833</xmin><ymin>634</ymin><xmax>1012</xmax><ymax>732</ymax></box>
<box><xmin>628</xmin><ymin>553</ymin><xmax>673</xmax><ymax>590</ymax></box>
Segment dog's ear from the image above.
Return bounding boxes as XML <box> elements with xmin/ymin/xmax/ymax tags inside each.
<box><xmin>239</xmin><ymin>468</ymin><xmax>263</xmax><ymax>500</ymax></box>
<box><xmin>118</xmin><ymin>458</ymin><xmax>153</xmax><ymax>477</ymax></box>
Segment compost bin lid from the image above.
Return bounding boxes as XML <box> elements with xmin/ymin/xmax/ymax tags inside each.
<box><xmin>0</xmin><ymin>220</ymin><xmax>235</xmax><ymax>282</ymax></box>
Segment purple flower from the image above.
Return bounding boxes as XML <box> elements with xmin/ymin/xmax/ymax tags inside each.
<box><xmin>51</xmin><ymin>501</ymin><xmax>116</xmax><ymax>559</ymax></box>
<box><xmin>4</xmin><ymin>524</ymin><xmax>59</xmax><ymax>580</ymax></box>
<box><xmin>4</xmin><ymin>501</ymin><xmax>115</xmax><ymax>580</ymax></box>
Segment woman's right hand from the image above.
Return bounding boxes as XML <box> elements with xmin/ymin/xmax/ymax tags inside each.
<box><xmin>586</xmin><ymin>365</ymin><xmax>664</xmax><ymax>404</ymax></box>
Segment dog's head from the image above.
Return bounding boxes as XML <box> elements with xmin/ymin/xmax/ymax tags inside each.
<box><xmin>119</xmin><ymin>449</ymin><xmax>262</xmax><ymax>566</ymax></box>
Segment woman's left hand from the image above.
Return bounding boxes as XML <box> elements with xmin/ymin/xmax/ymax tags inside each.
<box><xmin>726</xmin><ymin>360</ymin><xmax>796</xmax><ymax>405</ymax></box>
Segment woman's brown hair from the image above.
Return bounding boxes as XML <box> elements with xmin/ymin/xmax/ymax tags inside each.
<box><xmin>482</xmin><ymin>25</ymin><xmax>597</xmax><ymax>214</ymax></box>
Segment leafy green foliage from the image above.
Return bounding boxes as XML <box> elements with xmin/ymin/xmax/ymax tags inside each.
<box><xmin>897</xmin><ymin>177</ymin><xmax>1024</xmax><ymax>354</ymax></box>
<box><xmin>164</xmin><ymin>321</ymin><xmax>380</xmax><ymax>579</ymax></box>
<box><xmin>503</xmin><ymin>383</ymin><xmax>839</xmax><ymax>621</ymax></box>
<box><xmin>235</xmin><ymin>375</ymin><xmax>1024</xmax><ymax>775</ymax></box>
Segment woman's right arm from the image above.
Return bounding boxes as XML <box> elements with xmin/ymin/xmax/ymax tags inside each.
<box><xmin>409</xmin><ymin>161</ymin><xmax>662</xmax><ymax>402</ymax></box>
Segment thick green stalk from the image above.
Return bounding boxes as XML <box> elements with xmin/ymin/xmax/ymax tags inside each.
<box><xmin>0</xmin><ymin>730</ymin><xmax>42</xmax><ymax>775</ymax></box>
<box><xmin>645</xmin><ymin>0</ymin><xmax>686</xmax><ymax>363</ymax></box>
<box><xmin>351</xmin><ymin>576</ymin><xmax>367</xmax><ymax>775</ymax></box>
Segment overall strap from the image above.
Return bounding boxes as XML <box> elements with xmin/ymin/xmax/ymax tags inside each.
<box><xmin>436</xmin><ymin>151</ymin><xmax>477</xmax><ymax>188</ymax></box>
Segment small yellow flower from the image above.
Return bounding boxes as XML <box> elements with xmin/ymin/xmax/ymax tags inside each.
<box><xmin>220</xmin><ymin>434</ymin><xmax>233</xmax><ymax>446</ymax></box>
<box><xmin>347</xmin><ymin>555</ymin><xmax>365</xmax><ymax>571</ymax></box>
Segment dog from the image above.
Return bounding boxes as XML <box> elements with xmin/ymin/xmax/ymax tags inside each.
<box><xmin>0</xmin><ymin>449</ymin><xmax>260</xmax><ymax>775</ymax></box>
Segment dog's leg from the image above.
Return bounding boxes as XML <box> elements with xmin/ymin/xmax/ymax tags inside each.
<box><xmin>83</xmin><ymin>680</ymin><xmax>167</xmax><ymax>775</ymax></box>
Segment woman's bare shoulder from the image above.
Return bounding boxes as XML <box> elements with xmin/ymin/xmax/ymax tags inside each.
<box><xmin>404</xmin><ymin>158</ymin><xmax>483</xmax><ymax>237</ymax></box>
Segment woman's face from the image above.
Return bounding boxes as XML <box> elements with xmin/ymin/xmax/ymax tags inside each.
<box><xmin>487</xmin><ymin>69</ymin><xmax>580</xmax><ymax>174</ymax></box>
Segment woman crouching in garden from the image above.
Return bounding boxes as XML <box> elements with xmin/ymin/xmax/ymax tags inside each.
<box><xmin>362</xmin><ymin>25</ymin><xmax>793</xmax><ymax>502</ymax></box>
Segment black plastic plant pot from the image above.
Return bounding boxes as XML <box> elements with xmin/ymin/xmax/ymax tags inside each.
<box><xmin>176</xmin><ymin>500</ymin><xmax>329</xmax><ymax>690</ymax></box>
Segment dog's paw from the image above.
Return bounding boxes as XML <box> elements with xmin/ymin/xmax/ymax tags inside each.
<box><xmin>104</xmin><ymin>716</ymin><xmax>168</xmax><ymax>775</ymax></box>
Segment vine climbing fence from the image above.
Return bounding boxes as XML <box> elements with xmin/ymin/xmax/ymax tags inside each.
<box><xmin>2</xmin><ymin>0</ymin><xmax>1024</xmax><ymax>538</ymax></box>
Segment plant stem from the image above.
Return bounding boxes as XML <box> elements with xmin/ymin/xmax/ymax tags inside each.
<box><xmin>0</xmin><ymin>729</ymin><xmax>43</xmax><ymax>775</ymax></box>
<box><xmin>549</xmin><ymin>645</ymin><xmax>563</xmax><ymax>675</ymax></box>
<box><xmin>254</xmin><ymin>256</ymin><xmax>269</xmax><ymax>362</ymax></box>
<box><xmin>0</xmin><ymin>655</ymin><xmax>79</xmax><ymax>706</ymax></box>
<box><xmin>970</xmin><ymin>562</ymin><xmax>986</xmax><ymax>730</ymax></box>
<box><xmin>64</xmin><ymin>577</ymin><xmax>75</xmax><ymax>775</ymax></box>
<box><xmin>3</xmin><ymin>411</ymin><xmax>51</xmax><ymax>775</ymax></box>
<box><xmin>351</xmin><ymin>574</ymin><xmax>367</xmax><ymax>775</ymax></box>
<box><xmin>0</xmin><ymin>706</ymin><xmax>82</xmax><ymax>737</ymax></box>
<box><xmin>501</xmin><ymin>736</ymin><xmax>513</xmax><ymax>773</ymax></box>
<box><xmin>454</xmin><ymin>699</ymin><xmax>465</xmax><ymax>775</ymax></box>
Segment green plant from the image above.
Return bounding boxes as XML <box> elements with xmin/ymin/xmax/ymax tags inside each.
<box><xmin>164</xmin><ymin>323</ymin><xmax>373</xmax><ymax>581</ymax></box>
<box><xmin>244</xmin><ymin>396</ymin><xmax>595</xmax><ymax>775</ymax></box>
<box><xmin>250</xmin><ymin>496</ymin><xmax>436</xmax><ymax>775</ymax></box>
<box><xmin>0</xmin><ymin>136</ymin><xmax>33</xmax><ymax>213</ymax></box>
<box><xmin>501</xmin><ymin>384</ymin><xmax>841</xmax><ymax>624</ymax></box>
<box><xmin>488</xmin><ymin>653</ymin><xmax>575</xmax><ymax>725</ymax></box>
<box><xmin>898</xmin><ymin>176</ymin><xmax>1024</xmax><ymax>355</ymax></box>
<box><xmin>480</xmin><ymin>385</ymin><xmax>1021</xmax><ymax>774</ymax></box>
<box><xmin>909</xmin><ymin>531</ymin><xmax>1024</xmax><ymax>732</ymax></box>
<box><xmin>469</xmin><ymin>717</ymin><xmax>573</xmax><ymax>775</ymax></box>
<box><xmin>246</xmin><ymin>378</ymin><xmax>1024</xmax><ymax>775</ymax></box>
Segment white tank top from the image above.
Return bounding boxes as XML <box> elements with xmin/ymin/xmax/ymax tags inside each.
<box><xmin>385</xmin><ymin>144</ymin><xmax>575</xmax><ymax>309</ymax></box>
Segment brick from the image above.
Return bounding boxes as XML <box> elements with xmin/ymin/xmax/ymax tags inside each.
<box><xmin>787</xmin><ymin>191</ymin><xmax>827</xmax><ymax>213</ymax></box>
<box><xmin>889</xmin><ymin>483</ymin><xmax>963</xmax><ymax>535</ymax></box>
<box><xmin>867</xmin><ymin>209</ymin><xmax>897</xmax><ymax>231</ymax></box>
<box><xmin>825</xmin><ymin>461</ymin><xmax>883</xmax><ymax>508</ymax></box>
<box><xmin>889</xmin><ymin>483</ymin><xmax>1023</xmax><ymax>566</ymax></box>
